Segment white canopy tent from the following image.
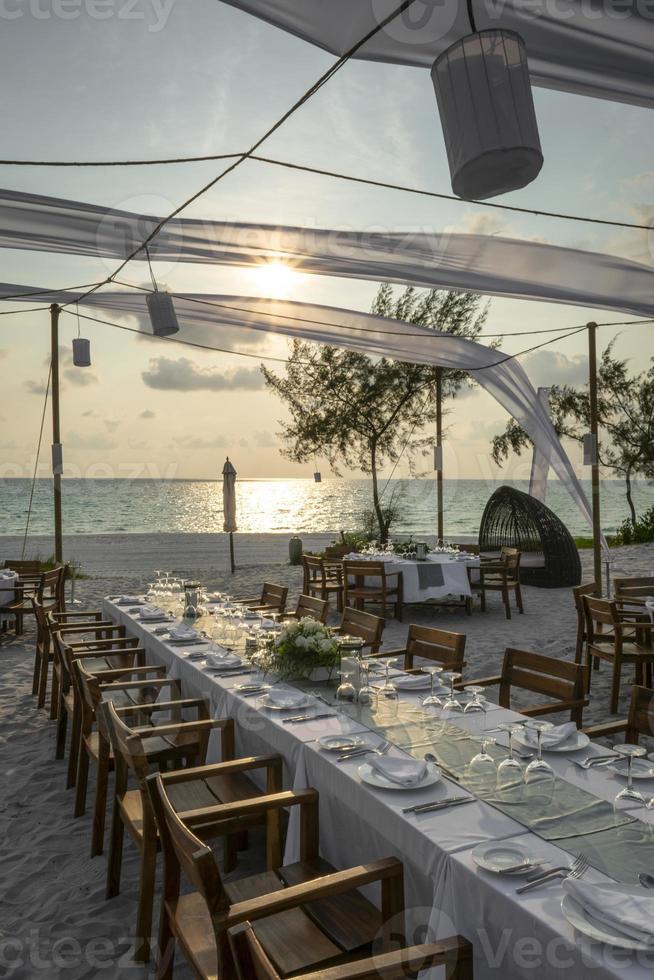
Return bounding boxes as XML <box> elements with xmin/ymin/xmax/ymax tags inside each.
<box><xmin>2</xmin><ymin>282</ymin><xmax>607</xmax><ymax>549</ymax></box>
<box><xmin>218</xmin><ymin>0</ymin><xmax>654</xmax><ymax>109</ymax></box>
<box><xmin>1</xmin><ymin>188</ymin><xmax>654</xmax><ymax>318</ymax></box>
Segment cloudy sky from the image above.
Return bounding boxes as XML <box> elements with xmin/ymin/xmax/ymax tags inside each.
<box><xmin>0</xmin><ymin>0</ymin><xmax>652</xmax><ymax>483</ymax></box>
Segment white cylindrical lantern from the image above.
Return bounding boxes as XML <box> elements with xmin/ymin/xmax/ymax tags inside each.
<box><xmin>72</xmin><ymin>337</ymin><xmax>91</xmax><ymax>367</ymax></box>
<box><xmin>431</xmin><ymin>30</ymin><xmax>543</xmax><ymax>200</ymax></box>
<box><xmin>146</xmin><ymin>290</ymin><xmax>180</xmax><ymax>337</ymax></box>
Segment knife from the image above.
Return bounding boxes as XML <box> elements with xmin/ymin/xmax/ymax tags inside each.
<box><xmin>403</xmin><ymin>796</ymin><xmax>474</xmax><ymax>815</ymax></box>
<box><xmin>283</xmin><ymin>712</ymin><xmax>336</xmax><ymax>724</ymax></box>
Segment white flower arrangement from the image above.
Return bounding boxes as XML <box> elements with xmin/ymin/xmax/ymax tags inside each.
<box><xmin>262</xmin><ymin>616</ymin><xmax>339</xmax><ymax>679</ymax></box>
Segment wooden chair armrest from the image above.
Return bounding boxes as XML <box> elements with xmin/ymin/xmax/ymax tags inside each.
<box><xmin>174</xmin><ymin>787</ymin><xmax>317</xmax><ymax>826</ymax></box>
<box><xmin>291</xmin><ymin>938</ymin><xmax>472</xmax><ymax>980</ymax></box>
<box><xmin>227</xmin><ymin>858</ymin><xmax>403</xmax><ymax>926</ymax></box>
<box><xmin>70</xmin><ymin>649</ymin><xmax>133</xmax><ymax>661</ymax></box>
<box><xmin>369</xmin><ymin>648</ymin><xmax>406</xmax><ymax>659</ymax></box>
<box><xmin>66</xmin><ymin>636</ymin><xmax>138</xmax><ymax>649</ymax></box>
<box><xmin>52</xmin><ymin>610</ymin><xmax>103</xmax><ymax>621</ymax></box>
<box><xmin>100</xmin><ymin>677</ymin><xmax>172</xmax><ymax>692</ymax></box>
<box><xmin>583</xmin><ymin>719</ymin><xmax>629</xmax><ymax>739</ymax></box>
<box><xmin>162</xmin><ymin>753</ymin><xmax>282</xmax><ymax>784</ymax></box>
<box><xmin>56</xmin><ymin>622</ymin><xmax>121</xmax><ymax>634</ymax></box>
<box><xmin>115</xmin><ymin>696</ymin><xmax>205</xmax><ymax>713</ymax></box>
<box><xmin>521</xmin><ymin>698</ymin><xmax>588</xmax><ymax>718</ymax></box>
<box><xmin>458</xmin><ymin>675</ymin><xmax>501</xmax><ymax>688</ymax></box>
<box><xmin>130</xmin><ymin>717</ymin><xmax>223</xmax><ymax>740</ymax></box>
<box><xmin>97</xmin><ymin>666</ymin><xmax>167</xmax><ymax>682</ymax></box>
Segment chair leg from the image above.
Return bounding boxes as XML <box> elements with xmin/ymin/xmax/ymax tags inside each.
<box><xmin>610</xmin><ymin>659</ymin><xmax>621</xmax><ymax>714</ymax></box>
<box><xmin>32</xmin><ymin>647</ymin><xmax>41</xmax><ymax>696</ymax></box>
<box><xmin>49</xmin><ymin>670</ymin><xmax>60</xmax><ymax>721</ymax></box>
<box><xmin>55</xmin><ymin>703</ymin><xmax>68</xmax><ymax>759</ymax></box>
<box><xmin>156</xmin><ymin>916</ymin><xmax>176</xmax><ymax>980</ymax></box>
<box><xmin>503</xmin><ymin>586</ymin><xmax>511</xmax><ymax>620</ymax></box>
<box><xmin>134</xmin><ymin>837</ymin><xmax>157</xmax><ymax>963</ymax></box>
<box><xmin>91</xmin><ymin>753</ymin><xmax>109</xmax><ymax>857</ymax></box>
<box><xmin>37</xmin><ymin>652</ymin><xmax>50</xmax><ymax>709</ymax></box>
<box><xmin>66</xmin><ymin>707</ymin><xmax>81</xmax><ymax>789</ymax></box>
<box><xmin>480</xmin><ymin>587</ymin><xmax>486</xmax><ymax>613</ymax></box>
<box><xmin>106</xmin><ymin>806</ymin><xmax>125</xmax><ymax>899</ymax></box>
<box><xmin>74</xmin><ymin>743</ymin><xmax>90</xmax><ymax>817</ymax></box>
<box><xmin>515</xmin><ymin>583</ymin><xmax>524</xmax><ymax>614</ymax></box>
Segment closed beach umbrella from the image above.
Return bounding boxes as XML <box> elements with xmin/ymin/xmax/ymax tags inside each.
<box><xmin>222</xmin><ymin>457</ymin><xmax>237</xmax><ymax>572</ymax></box>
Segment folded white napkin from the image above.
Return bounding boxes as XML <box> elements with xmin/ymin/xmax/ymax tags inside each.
<box><xmin>394</xmin><ymin>673</ymin><xmax>432</xmax><ymax>689</ymax></box>
<box><xmin>139</xmin><ymin>605</ymin><xmax>167</xmax><ymax>621</ymax></box>
<box><xmin>168</xmin><ymin>625</ymin><xmax>198</xmax><ymax>641</ymax></box>
<box><xmin>115</xmin><ymin>595</ymin><xmax>141</xmax><ymax>605</ymax></box>
<box><xmin>259</xmin><ymin>619</ymin><xmax>277</xmax><ymax>630</ymax></box>
<box><xmin>264</xmin><ymin>689</ymin><xmax>306</xmax><ymax>708</ymax></box>
<box><xmin>206</xmin><ymin>653</ymin><xmax>242</xmax><ymax>669</ymax></box>
<box><xmin>563</xmin><ymin>879</ymin><xmax>654</xmax><ymax>945</ymax></box>
<box><xmin>524</xmin><ymin>722</ymin><xmax>577</xmax><ymax>748</ymax></box>
<box><xmin>369</xmin><ymin>755</ymin><xmax>428</xmax><ymax>786</ymax></box>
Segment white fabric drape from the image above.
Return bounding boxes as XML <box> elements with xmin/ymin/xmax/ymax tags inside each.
<box><xmin>222</xmin><ymin>457</ymin><xmax>238</xmax><ymax>533</ymax></box>
<box><xmin>1</xmin><ymin>282</ymin><xmax>604</xmax><ymax>545</ymax></box>
<box><xmin>219</xmin><ymin>0</ymin><xmax>654</xmax><ymax>109</ymax></box>
<box><xmin>1</xmin><ymin>189</ymin><xmax>654</xmax><ymax>318</ymax></box>
<box><xmin>528</xmin><ymin>387</ymin><xmax>552</xmax><ymax>503</ymax></box>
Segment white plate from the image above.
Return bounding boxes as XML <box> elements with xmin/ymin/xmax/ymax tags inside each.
<box><xmin>258</xmin><ymin>691</ymin><xmax>312</xmax><ymax>711</ymax></box>
<box><xmin>393</xmin><ymin>675</ymin><xmax>433</xmax><ymax>691</ymax></box>
<box><xmin>608</xmin><ymin>757</ymin><xmax>654</xmax><ymax>780</ymax></box>
<box><xmin>206</xmin><ymin>653</ymin><xmax>242</xmax><ymax>670</ymax></box>
<box><xmin>561</xmin><ymin>886</ymin><xmax>654</xmax><ymax>952</ymax></box>
<box><xmin>318</xmin><ymin>734</ymin><xmax>365</xmax><ymax>752</ymax></box>
<box><xmin>233</xmin><ymin>683</ymin><xmax>271</xmax><ymax>694</ymax></box>
<box><xmin>515</xmin><ymin>730</ymin><xmax>590</xmax><ymax>753</ymax></box>
<box><xmin>358</xmin><ymin>761</ymin><xmax>441</xmax><ymax>791</ymax></box>
<box><xmin>472</xmin><ymin>841</ymin><xmax>538</xmax><ymax>876</ymax></box>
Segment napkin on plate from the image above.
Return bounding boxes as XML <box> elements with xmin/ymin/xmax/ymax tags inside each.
<box><xmin>563</xmin><ymin>879</ymin><xmax>654</xmax><ymax>945</ymax></box>
<box><xmin>369</xmin><ymin>755</ymin><xmax>428</xmax><ymax>786</ymax></box>
<box><xmin>168</xmin><ymin>625</ymin><xmax>198</xmax><ymax>641</ymax></box>
<box><xmin>263</xmin><ymin>689</ymin><xmax>307</xmax><ymax>708</ymax></box>
<box><xmin>139</xmin><ymin>605</ymin><xmax>167</xmax><ymax>621</ymax></box>
<box><xmin>393</xmin><ymin>673</ymin><xmax>432</xmax><ymax>689</ymax></box>
<box><xmin>114</xmin><ymin>594</ymin><xmax>141</xmax><ymax>605</ymax></box>
<box><xmin>524</xmin><ymin>722</ymin><xmax>577</xmax><ymax>748</ymax></box>
<box><xmin>206</xmin><ymin>653</ymin><xmax>242</xmax><ymax>669</ymax></box>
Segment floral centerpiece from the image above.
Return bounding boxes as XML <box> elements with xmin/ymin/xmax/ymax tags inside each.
<box><xmin>261</xmin><ymin>617</ymin><xmax>339</xmax><ymax>680</ymax></box>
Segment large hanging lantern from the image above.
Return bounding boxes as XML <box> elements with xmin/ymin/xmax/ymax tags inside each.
<box><xmin>431</xmin><ymin>30</ymin><xmax>543</xmax><ymax>200</ymax></box>
<box><xmin>72</xmin><ymin>337</ymin><xmax>91</xmax><ymax>366</ymax></box>
<box><xmin>146</xmin><ymin>290</ymin><xmax>180</xmax><ymax>337</ymax></box>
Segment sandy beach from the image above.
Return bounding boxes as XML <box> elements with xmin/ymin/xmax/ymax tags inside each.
<box><xmin>1</xmin><ymin>534</ymin><xmax>652</xmax><ymax>978</ymax></box>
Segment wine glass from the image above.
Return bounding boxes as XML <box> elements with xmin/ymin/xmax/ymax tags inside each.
<box><xmin>441</xmin><ymin>672</ymin><xmax>463</xmax><ymax>713</ymax></box>
<box><xmin>422</xmin><ymin>665</ymin><xmax>444</xmax><ymax>708</ymax></box>
<box><xmin>497</xmin><ymin>724</ymin><xmax>525</xmax><ymax>787</ymax></box>
<box><xmin>469</xmin><ymin>736</ymin><xmax>497</xmax><ymax>790</ymax></box>
<box><xmin>524</xmin><ymin>721</ymin><xmax>554</xmax><ymax>784</ymax></box>
<box><xmin>463</xmin><ymin>685</ymin><xmax>487</xmax><ymax>726</ymax></box>
<box><xmin>379</xmin><ymin>657</ymin><xmax>400</xmax><ymax>700</ymax></box>
<box><xmin>613</xmin><ymin>744</ymin><xmax>648</xmax><ymax>809</ymax></box>
<box><xmin>357</xmin><ymin>659</ymin><xmax>377</xmax><ymax>706</ymax></box>
<box><xmin>335</xmin><ymin>662</ymin><xmax>357</xmax><ymax>703</ymax></box>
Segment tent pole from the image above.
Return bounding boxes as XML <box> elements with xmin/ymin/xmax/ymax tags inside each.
<box><xmin>50</xmin><ymin>303</ymin><xmax>63</xmax><ymax>565</ymax></box>
<box><xmin>229</xmin><ymin>531</ymin><xmax>235</xmax><ymax>574</ymax></box>
<box><xmin>587</xmin><ymin>321</ymin><xmax>602</xmax><ymax>592</ymax></box>
<box><xmin>435</xmin><ymin>368</ymin><xmax>444</xmax><ymax>542</ymax></box>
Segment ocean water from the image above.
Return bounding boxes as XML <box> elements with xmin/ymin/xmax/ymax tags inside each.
<box><xmin>0</xmin><ymin>478</ymin><xmax>651</xmax><ymax>538</ymax></box>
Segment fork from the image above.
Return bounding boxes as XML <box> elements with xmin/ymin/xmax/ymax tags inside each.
<box><xmin>516</xmin><ymin>854</ymin><xmax>589</xmax><ymax>894</ymax></box>
<box><xmin>570</xmin><ymin>754</ymin><xmax>616</xmax><ymax>770</ymax></box>
<box><xmin>337</xmin><ymin>740</ymin><xmax>391</xmax><ymax>763</ymax></box>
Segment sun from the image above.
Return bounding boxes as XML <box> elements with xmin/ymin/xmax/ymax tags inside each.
<box><xmin>252</xmin><ymin>259</ymin><xmax>300</xmax><ymax>298</ymax></box>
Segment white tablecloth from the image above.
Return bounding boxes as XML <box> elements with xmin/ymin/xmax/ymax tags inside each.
<box><xmin>345</xmin><ymin>554</ymin><xmax>478</xmax><ymax>603</ymax></box>
<box><xmin>103</xmin><ymin>598</ymin><xmax>654</xmax><ymax>979</ymax></box>
<box><xmin>0</xmin><ymin>570</ymin><xmax>17</xmax><ymax>622</ymax></box>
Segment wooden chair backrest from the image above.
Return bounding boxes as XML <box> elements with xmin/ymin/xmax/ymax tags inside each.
<box><xmin>343</xmin><ymin>560</ymin><xmax>390</xmax><ymax>587</ymax></box>
<box><xmin>614</xmin><ymin>576</ymin><xmax>654</xmax><ymax>599</ymax></box>
<box><xmin>228</xmin><ymin>923</ymin><xmax>474</xmax><ymax>980</ymax></box>
<box><xmin>455</xmin><ymin>544</ymin><xmax>479</xmax><ymax>555</ymax></box>
<box><xmin>294</xmin><ymin>595</ymin><xmax>328</xmax><ymax>623</ymax></box>
<box><xmin>339</xmin><ymin>607</ymin><xmax>384</xmax><ymax>652</ymax></box>
<box><xmin>40</xmin><ymin>566</ymin><xmax>65</xmax><ymax>606</ymax></box>
<box><xmin>3</xmin><ymin>559</ymin><xmax>41</xmax><ymax>576</ymax></box>
<box><xmin>501</xmin><ymin>647</ymin><xmax>586</xmax><ymax>724</ymax></box>
<box><xmin>260</xmin><ymin>583</ymin><xmax>288</xmax><ymax>612</ymax></box>
<box><xmin>500</xmin><ymin>548</ymin><xmax>521</xmax><ymax>578</ymax></box>
<box><xmin>583</xmin><ymin>595</ymin><xmax>619</xmax><ymax>633</ymax></box>
<box><xmin>626</xmin><ymin>685</ymin><xmax>654</xmax><ymax>743</ymax></box>
<box><xmin>572</xmin><ymin>582</ymin><xmax>598</xmax><ymax>654</ymax></box>
<box><xmin>100</xmin><ymin>698</ymin><xmax>154</xmax><ymax>784</ymax></box>
<box><xmin>404</xmin><ymin>625</ymin><xmax>466</xmax><ymax>671</ymax></box>
<box><xmin>302</xmin><ymin>555</ymin><xmax>321</xmax><ymax>592</ymax></box>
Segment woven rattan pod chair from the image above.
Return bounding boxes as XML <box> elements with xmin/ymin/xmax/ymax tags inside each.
<box><xmin>479</xmin><ymin>485</ymin><xmax>581</xmax><ymax>588</ymax></box>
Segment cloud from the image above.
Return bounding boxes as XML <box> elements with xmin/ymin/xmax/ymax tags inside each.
<box><xmin>81</xmin><ymin>409</ymin><xmax>99</xmax><ymax>418</ymax></box>
<box><xmin>253</xmin><ymin>430</ymin><xmax>277</xmax><ymax>448</ymax></box>
<box><xmin>26</xmin><ymin>346</ymin><xmax>99</xmax><ymax>394</ymax></box>
<box><xmin>66</xmin><ymin>430</ymin><xmax>117</xmax><ymax>450</ymax></box>
<box><xmin>171</xmin><ymin>434</ymin><xmax>231</xmax><ymax>449</ymax></box>
<box><xmin>522</xmin><ymin>350</ymin><xmax>588</xmax><ymax>388</ymax></box>
<box><xmin>25</xmin><ymin>379</ymin><xmax>48</xmax><ymax>395</ymax></box>
<box><xmin>454</xmin><ymin>213</ymin><xmax>507</xmax><ymax>237</ymax></box>
<box><xmin>141</xmin><ymin>356</ymin><xmax>264</xmax><ymax>392</ymax></box>
<box><xmin>103</xmin><ymin>420</ymin><xmax>120</xmax><ymax>433</ymax></box>
<box><xmin>139</xmin><ymin>409</ymin><xmax>156</xmax><ymax>419</ymax></box>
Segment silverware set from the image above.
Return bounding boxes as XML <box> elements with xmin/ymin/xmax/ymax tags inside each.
<box><xmin>402</xmin><ymin>795</ymin><xmax>474</xmax><ymax>815</ymax></box>
<box><xmin>283</xmin><ymin>712</ymin><xmax>336</xmax><ymax>724</ymax></box>
<box><xmin>570</xmin><ymin>754</ymin><xmax>616</xmax><ymax>770</ymax></box>
<box><xmin>515</xmin><ymin>854</ymin><xmax>589</xmax><ymax>894</ymax></box>
<box><xmin>337</xmin><ymin>740</ymin><xmax>391</xmax><ymax>763</ymax></box>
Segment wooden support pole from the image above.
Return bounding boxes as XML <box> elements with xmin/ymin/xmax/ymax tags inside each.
<box><xmin>587</xmin><ymin>322</ymin><xmax>602</xmax><ymax>592</ymax></box>
<box><xmin>435</xmin><ymin>368</ymin><xmax>444</xmax><ymax>543</ymax></box>
<box><xmin>229</xmin><ymin>531</ymin><xmax>235</xmax><ymax>574</ymax></box>
<box><xmin>50</xmin><ymin>303</ymin><xmax>63</xmax><ymax>564</ymax></box>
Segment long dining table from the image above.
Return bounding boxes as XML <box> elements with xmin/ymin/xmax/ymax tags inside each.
<box><xmin>104</xmin><ymin>597</ymin><xmax>654</xmax><ymax>980</ymax></box>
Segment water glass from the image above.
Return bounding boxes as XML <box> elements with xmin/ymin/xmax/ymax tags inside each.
<box><xmin>463</xmin><ymin>685</ymin><xmax>487</xmax><ymax>726</ymax></box>
<box><xmin>441</xmin><ymin>672</ymin><xmax>463</xmax><ymax>713</ymax></box>
<box><xmin>422</xmin><ymin>666</ymin><xmax>444</xmax><ymax>708</ymax></box>
<box><xmin>379</xmin><ymin>658</ymin><xmax>400</xmax><ymax>700</ymax></box>
<box><xmin>524</xmin><ymin>721</ymin><xmax>554</xmax><ymax>784</ymax></box>
<box><xmin>357</xmin><ymin>659</ymin><xmax>377</xmax><ymax>706</ymax></box>
<box><xmin>469</xmin><ymin>737</ymin><xmax>497</xmax><ymax>790</ymax></box>
<box><xmin>613</xmin><ymin>744</ymin><xmax>648</xmax><ymax>809</ymax></box>
<box><xmin>497</xmin><ymin>724</ymin><xmax>525</xmax><ymax>787</ymax></box>
<box><xmin>335</xmin><ymin>664</ymin><xmax>357</xmax><ymax>703</ymax></box>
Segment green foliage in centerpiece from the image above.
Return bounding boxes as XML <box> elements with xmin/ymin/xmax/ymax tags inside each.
<box><xmin>262</xmin><ymin>618</ymin><xmax>339</xmax><ymax>680</ymax></box>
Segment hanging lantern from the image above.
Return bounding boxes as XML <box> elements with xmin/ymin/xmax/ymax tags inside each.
<box><xmin>313</xmin><ymin>471</ymin><xmax>322</xmax><ymax>483</ymax></box>
<box><xmin>146</xmin><ymin>290</ymin><xmax>180</xmax><ymax>337</ymax></box>
<box><xmin>431</xmin><ymin>30</ymin><xmax>543</xmax><ymax>200</ymax></box>
<box><xmin>72</xmin><ymin>337</ymin><xmax>91</xmax><ymax>367</ymax></box>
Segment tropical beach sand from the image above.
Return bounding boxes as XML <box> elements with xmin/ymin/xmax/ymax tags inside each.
<box><xmin>1</xmin><ymin>534</ymin><xmax>652</xmax><ymax>978</ymax></box>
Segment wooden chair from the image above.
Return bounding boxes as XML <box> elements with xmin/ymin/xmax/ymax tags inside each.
<box><xmin>102</xmin><ymin>699</ymin><xmax>284</xmax><ymax>964</ymax></box>
<box><xmin>302</xmin><ymin>556</ymin><xmax>344</xmax><ymax>613</ymax></box>
<box><xmin>584</xmin><ymin>684</ymin><xmax>654</xmax><ymax>744</ymax></box>
<box><xmin>583</xmin><ymin>596</ymin><xmax>654</xmax><ymax>713</ymax></box>
<box><xmin>373</xmin><ymin>624</ymin><xmax>466</xmax><ymax>673</ymax></box>
<box><xmin>229</xmin><ymin>921</ymin><xmax>473</xmax><ymax>980</ymax></box>
<box><xmin>280</xmin><ymin>594</ymin><xmax>329</xmax><ymax>624</ymax></box>
<box><xmin>239</xmin><ymin>584</ymin><xmax>288</xmax><ymax>616</ymax></box>
<box><xmin>4</xmin><ymin>565</ymin><xmax>65</xmax><ymax>635</ymax></box>
<box><xmin>72</xmin><ymin>656</ymin><xmax>173</xmax><ymax>844</ymax></box>
<box><xmin>342</xmin><ymin>560</ymin><xmax>403</xmax><ymax>622</ymax></box>
<box><xmin>335</xmin><ymin>608</ymin><xmax>384</xmax><ymax>655</ymax></box>
<box><xmin>475</xmin><ymin>548</ymin><xmax>523</xmax><ymax>620</ymax></box>
<box><xmin>461</xmin><ymin>647</ymin><xmax>588</xmax><ymax>726</ymax></box>
<box><xmin>147</xmin><ymin>770</ymin><xmax>407</xmax><ymax>980</ymax></box>
<box><xmin>573</xmin><ymin>582</ymin><xmax>599</xmax><ymax>667</ymax></box>
<box><xmin>613</xmin><ymin>576</ymin><xmax>654</xmax><ymax>604</ymax></box>
<box><xmin>47</xmin><ymin>608</ymin><xmax>116</xmax><ymax>718</ymax></box>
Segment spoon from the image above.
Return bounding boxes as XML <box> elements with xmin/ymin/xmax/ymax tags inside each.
<box><xmin>639</xmin><ymin>873</ymin><xmax>654</xmax><ymax>889</ymax></box>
